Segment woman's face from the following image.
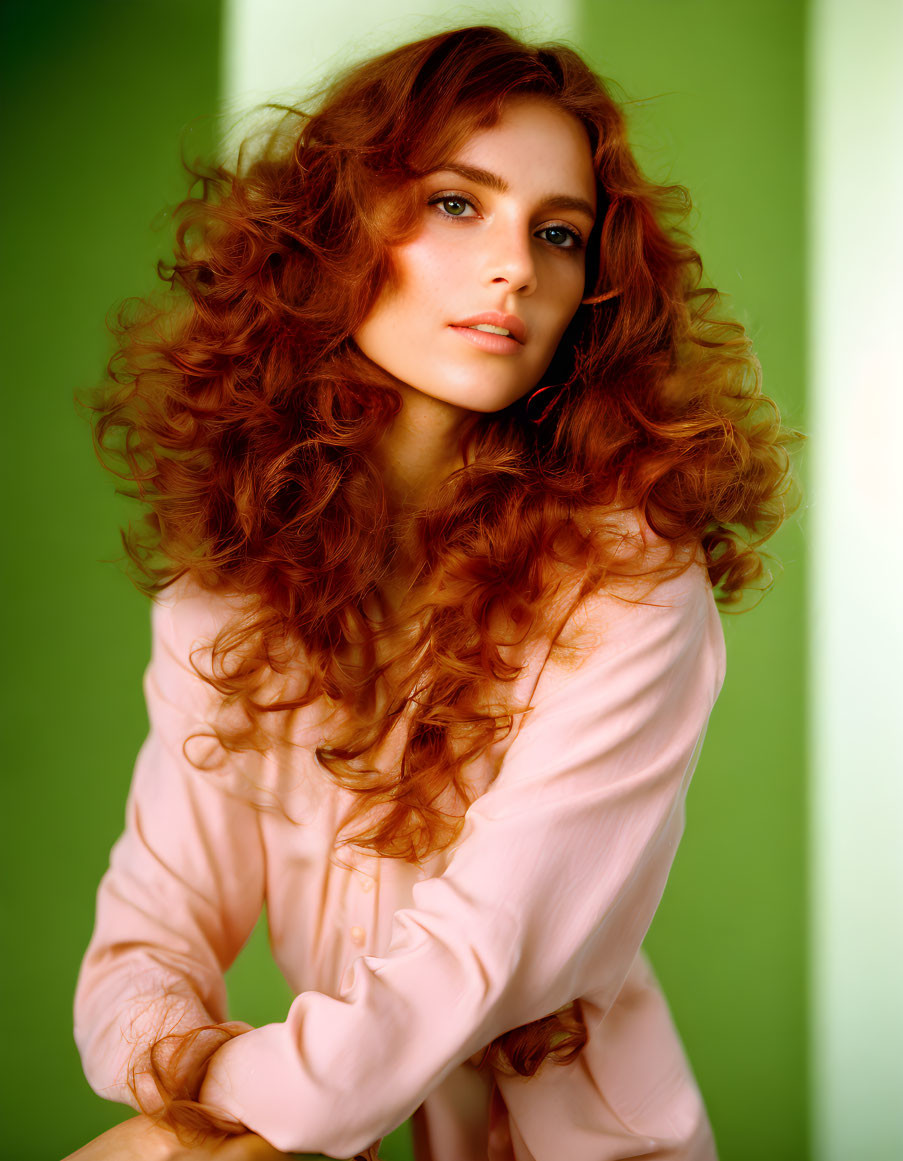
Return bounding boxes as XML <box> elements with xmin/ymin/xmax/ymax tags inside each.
<box><xmin>353</xmin><ymin>97</ymin><xmax>597</xmax><ymax>413</ymax></box>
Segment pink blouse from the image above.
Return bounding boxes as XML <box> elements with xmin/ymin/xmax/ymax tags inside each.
<box><xmin>74</xmin><ymin>532</ymin><xmax>725</xmax><ymax>1161</ymax></box>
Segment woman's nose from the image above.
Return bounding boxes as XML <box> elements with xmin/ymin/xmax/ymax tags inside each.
<box><xmin>482</xmin><ymin>223</ymin><xmax>537</xmax><ymax>295</ymax></box>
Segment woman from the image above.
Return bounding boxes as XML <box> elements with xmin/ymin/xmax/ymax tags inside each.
<box><xmin>71</xmin><ymin>23</ymin><xmax>798</xmax><ymax>1161</ymax></box>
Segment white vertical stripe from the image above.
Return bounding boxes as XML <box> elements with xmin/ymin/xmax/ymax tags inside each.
<box><xmin>222</xmin><ymin>1</ymin><xmax>577</xmax><ymax>153</ymax></box>
<box><xmin>809</xmin><ymin>1</ymin><xmax>903</xmax><ymax>1157</ymax></box>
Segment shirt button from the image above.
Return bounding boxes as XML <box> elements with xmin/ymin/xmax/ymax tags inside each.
<box><xmin>350</xmin><ymin>925</ymin><xmax>366</xmax><ymax>946</ymax></box>
<box><xmin>360</xmin><ymin>875</ymin><xmax>374</xmax><ymax>892</ymax></box>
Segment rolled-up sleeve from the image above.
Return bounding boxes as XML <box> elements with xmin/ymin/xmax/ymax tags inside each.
<box><xmin>198</xmin><ymin>560</ymin><xmax>726</xmax><ymax>1157</ymax></box>
<box><xmin>73</xmin><ymin>587</ymin><xmax>266</xmax><ymax>1107</ymax></box>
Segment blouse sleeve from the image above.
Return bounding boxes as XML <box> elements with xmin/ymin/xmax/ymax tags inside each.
<box><xmin>198</xmin><ymin>558</ymin><xmax>727</xmax><ymax>1158</ymax></box>
<box><xmin>73</xmin><ymin>584</ymin><xmax>266</xmax><ymax>1109</ymax></box>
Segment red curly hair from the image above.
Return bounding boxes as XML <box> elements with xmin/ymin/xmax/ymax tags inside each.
<box><xmin>85</xmin><ymin>23</ymin><xmax>801</xmax><ymax>1137</ymax></box>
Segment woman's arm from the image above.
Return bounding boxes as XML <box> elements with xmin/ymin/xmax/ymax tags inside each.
<box><xmin>74</xmin><ymin>584</ymin><xmax>267</xmax><ymax>1119</ymax></box>
<box><xmin>197</xmin><ymin>558</ymin><xmax>726</xmax><ymax>1157</ymax></box>
<box><xmin>63</xmin><ymin>1114</ymin><xmax>309</xmax><ymax>1160</ymax></box>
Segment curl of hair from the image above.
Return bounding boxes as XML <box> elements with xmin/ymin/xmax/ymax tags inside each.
<box><xmin>125</xmin><ymin>1015</ymin><xmax>381</xmax><ymax>1158</ymax></box>
<box><xmin>126</xmin><ymin>1020</ymin><xmax>247</xmax><ymax>1143</ymax></box>
<box><xmin>82</xmin><ymin>25</ymin><xmax>802</xmax><ymax>1102</ymax></box>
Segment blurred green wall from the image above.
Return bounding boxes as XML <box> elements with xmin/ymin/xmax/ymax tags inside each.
<box><xmin>0</xmin><ymin>3</ymin><xmax>806</xmax><ymax>1159</ymax></box>
<box><xmin>578</xmin><ymin>5</ymin><xmax>808</xmax><ymax>1160</ymax></box>
<box><xmin>0</xmin><ymin>2</ymin><xmax>223</xmax><ymax>1157</ymax></box>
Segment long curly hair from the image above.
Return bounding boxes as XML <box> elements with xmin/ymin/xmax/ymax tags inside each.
<box><xmin>87</xmin><ymin>23</ymin><xmax>800</xmax><ymax>1115</ymax></box>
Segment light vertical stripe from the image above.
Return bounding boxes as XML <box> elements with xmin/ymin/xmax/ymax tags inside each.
<box><xmin>222</xmin><ymin>0</ymin><xmax>577</xmax><ymax>151</ymax></box>
<box><xmin>809</xmin><ymin>1</ymin><xmax>903</xmax><ymax>1157</ymax></box>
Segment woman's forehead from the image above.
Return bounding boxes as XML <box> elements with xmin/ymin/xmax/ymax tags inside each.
<box><xmin>407</xmin><ymin>93</ymin><xmax>586</xmax><ymax>174</ymax></box>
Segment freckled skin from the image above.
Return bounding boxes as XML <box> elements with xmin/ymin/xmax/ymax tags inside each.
<box><xmin>353</xmin><ymin>98</ymin><xmax>598</xmax><ymax>414</ymax></box>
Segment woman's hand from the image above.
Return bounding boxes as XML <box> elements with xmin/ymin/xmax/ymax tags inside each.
<box><xmin>62</xmin><ymin>1114</ymin><xmax>313</xmax><ymax>1160</ymax></box>
<box><xmin>63</xmin><ymin>1114</ymin><xmax>183</xmax><ymax>1160</ymax></box>
<box><xmin>170</xmin><ymin>1128</ymin><xmax>311</xmax><ymax>1159</ymax></box>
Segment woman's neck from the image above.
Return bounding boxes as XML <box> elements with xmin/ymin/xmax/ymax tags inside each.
<box><xmin>375</xmin><ymin>382</ymin><xmax>470</xmax><ymax>515</ymax></box>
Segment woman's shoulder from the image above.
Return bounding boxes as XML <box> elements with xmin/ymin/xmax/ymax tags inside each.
<box><xmin>152</xmin><ymin>573</ymin><xmax>253</xmax><ymax>655</ymax></box>
<box><xmin>542</xmin><ymin>504</ymin><xmax>719</xmax><ymax>683</ymax></box>
<box><xmin>578</xmin><ymin>501</ymin><xmax>703</xmax><ymax>570</ymax></box>
<box><xmin>150</xmin><ymin>575</ymin><xmax>319</xmax><ymax>744</ymax></box>
<box><xmin>565</xmin><ymin>503</ymin><xmax>710</xmax><ymax>615</ymax></box>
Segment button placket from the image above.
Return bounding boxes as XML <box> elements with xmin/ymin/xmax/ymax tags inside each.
<box><xmin>346</xmin><ymin>863</ymin><xmax>378</xmax><ymax>949</ymax></box>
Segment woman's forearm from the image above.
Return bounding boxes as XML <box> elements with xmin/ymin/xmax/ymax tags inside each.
<box><xmin>63</xmin><ymin>1113</ymin><xmax>312</xmax><ymax>1160</ymax></box>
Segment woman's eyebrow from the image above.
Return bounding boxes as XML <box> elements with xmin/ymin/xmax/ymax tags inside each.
<box><xmin>428</xmin><ymin>161</ymin><xmax>596</xmax><ymax>222</ymax></box>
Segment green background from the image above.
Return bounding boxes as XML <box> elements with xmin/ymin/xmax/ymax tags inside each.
<box><xmin>0</xmin><ymin>2</ymin><xmax>806</xmax><ymax>1158</ymax></box>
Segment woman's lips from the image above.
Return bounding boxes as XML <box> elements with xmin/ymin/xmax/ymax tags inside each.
<box><xmin>452</xmin><ymin>311</ymin><xmax>527</xmax><ymax>343</ymax></box>
<box><xmin>448</xmin><ymin>325</ymin><xmax>522</xmax><ymax>354</ymax></box>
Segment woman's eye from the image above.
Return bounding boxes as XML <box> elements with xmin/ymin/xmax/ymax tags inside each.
<box><xmin>429</xmin><ymin>195</ymin><xmax>476</xmax><ymax>218</ymax></box>
<box><xmin>537</xmin><ymin>225</ymin><xmax>583</xmax><ymax>250</ymax></box>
